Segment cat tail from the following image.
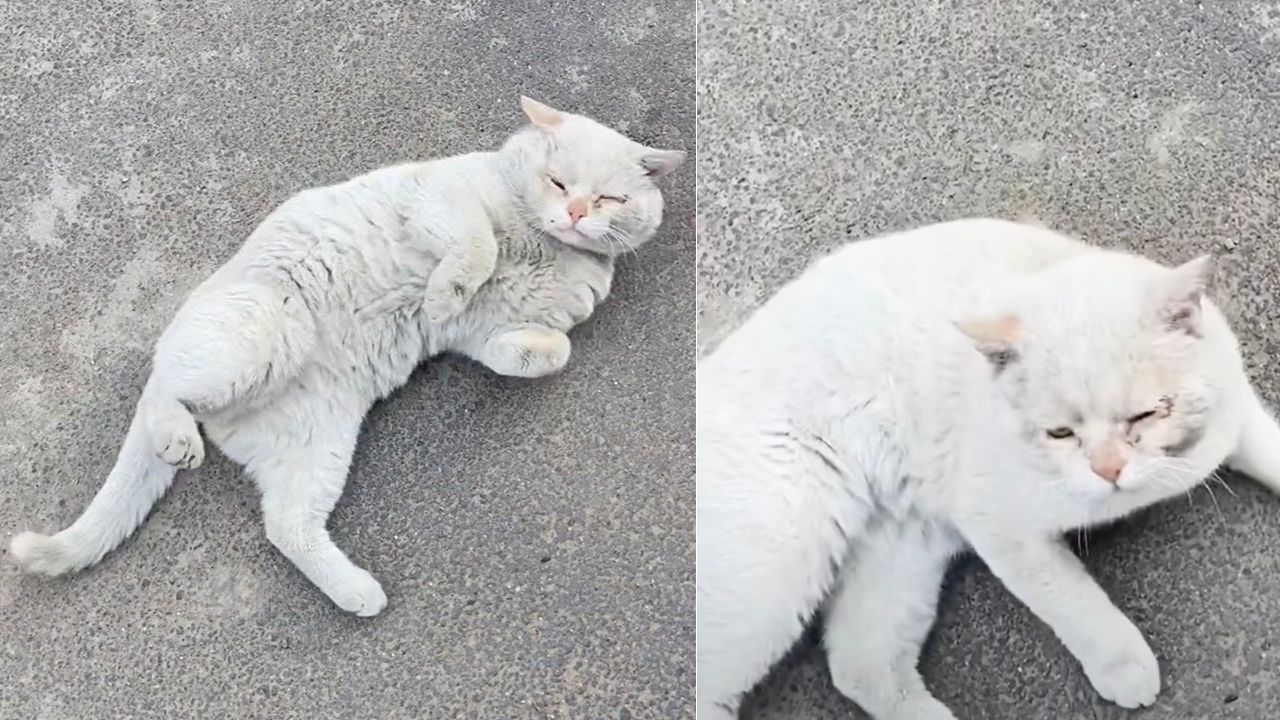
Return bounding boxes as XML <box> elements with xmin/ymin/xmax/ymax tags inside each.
<box><xmin>9</xmin><ymin>410</ymin><xmax>177</xmax><ymax>576</ymax></box>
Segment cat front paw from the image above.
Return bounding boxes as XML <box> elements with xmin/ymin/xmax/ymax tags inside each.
<box><xmin>423</xmin><ymin>277</ymin><xmax>476</xmax><ymax>322</ymax></box>
<box><xmin>479</xmin><ymin>326</ymin><xmax>571</xmax><ymax>378</ymax></box>
<box><xmin>1081</xmin><ymin>632</ymin><xmax>1160</xmax><ymax>709</ymax></box>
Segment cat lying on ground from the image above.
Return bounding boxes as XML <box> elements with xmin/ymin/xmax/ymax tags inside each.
<box><xmin>696</xmin><ymin>218</ymin><xmax>1280</xmax><ymax>719</ymax></box>
<box><xmin>10</xmin><ymin>97</ymin><xmax>684</xmax><ymax>616</ymax></box>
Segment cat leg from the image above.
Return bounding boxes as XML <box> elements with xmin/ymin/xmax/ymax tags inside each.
<box><xmin>474</xmin><ymin>323</ymin><xmax>572</xmax><ymax>378</ymax></box>
<box><xmin>696</xmin><ymin>425</ymin><xmax>875</xmax><ymax>718</ymax></box>
<box><xmin>962</xmin><ymin>527</ymin><xmax>1159</xmax><ymax>709</ymax></box>
<box><xmin>10</xmin><ymin>284</ymin><xmax>312</xmax><ymax>572</ymax></box>
<box><xmin>245</xmin><ymin>403</ymin><xmax>386</xmax><ymax>617</ymax></box>
<box><xmin>142</xmin><ymin>282</ymin><xmax>314</xmax><ymax>468</ymax></box>
<box><xmin>137</xmin><ymin>378</ymin><xmax>206</xmax><ymax>469</ymax></box>
<box><xmin>823</xmin><ymin>520</ymin><xmax>960</xmax><ymax>720</ymax></box>
<box><xmin>1226</xmin><ymin>389</ymin><xmax>1280</xmax><ymax>492</ymax></box>
<box><xmin>423</xmin><ymin>225</ymin><xmax>498</xmax><ymax>322</ymax></box>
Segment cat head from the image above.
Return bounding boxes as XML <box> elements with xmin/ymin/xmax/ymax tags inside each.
<box><xmin>958</xmin><ymin>253</ymin><xmax>1227</xmax><ymax>500</ymax></box>
<box><xmin>501</xmin><ymin>96</ymin><xmax>685</xmax><ymax>256</ymax></box>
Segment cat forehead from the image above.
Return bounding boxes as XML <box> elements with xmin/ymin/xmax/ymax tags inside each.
<box><xmin>554</xmin><ymin>113</ymin><xmax>635</xmax><ymax>146</ymax></box>
<box><xmin>546</xmin><ymin>120</ymin><xmax>645</xmax><ymax>176</ymax></box>
<box><xmin>547</xmin><ymin>150</ymin><xmax>646</xmax><ymax>189</ymax></box>
<box><xmin>1022</xmin><ymin>334</ymin><xmax>1186</xmax><ymax>413</ymax></box>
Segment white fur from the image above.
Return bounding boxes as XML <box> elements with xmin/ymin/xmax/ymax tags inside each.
<box><xmin>696</xmin><ymin>219</ymin><xmax>1280</xmax><ymax>719</ymax></box>
<box><xmin>9</xmin><ymin>98</ymin><xmax>684</xmax><ymax>616</ymax></box>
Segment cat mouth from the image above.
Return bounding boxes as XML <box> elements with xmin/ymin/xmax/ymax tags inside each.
<box><xmin>544</xmin><ymin>227</ymin><xmax>616</xmax><ymax>258</ymax></box>
<box><xmin>551</xmin><ymin>227</ymin><xmax>598</xmax><ymax>249</ymax></box>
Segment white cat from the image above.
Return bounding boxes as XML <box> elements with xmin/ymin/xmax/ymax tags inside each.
<box><xmin>10</xmin><ymin>97</ymin><xmax>684</xmax><ymax>616</ymax></box>
<box><xmin>696</xmin><ymin>219</ymin><xmax>1280</xmax><ymax>719</ymax></box>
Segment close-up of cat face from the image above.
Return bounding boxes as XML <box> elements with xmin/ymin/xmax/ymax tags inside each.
<box><xmin>508</xmin><ymin>97</ymin><xmax>683</xmax><ymax>256</ymax></box>
<box><xmin>973</xmin><ymin>255</ymin><xmax>1221</xmax><ymax>500</ymax></box>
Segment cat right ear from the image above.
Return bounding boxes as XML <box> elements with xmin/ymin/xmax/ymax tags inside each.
<box><xmin>520</xmin><ymin>96</ymin><xmax>564</xmax><ymax>130</ymax></box>
<box><xmin>955</xmin><ymin>314</ymin><xmax>1021</xmax><ymax>371</ymax></box>
<box><xmin>640</xmin><ymin>148</ymin><xmax>686</xmax><ymax>178</ymax></box>
<box><xmin>1151</xmin><ymin>254</ymin><xmax>1213</xmax><ymax>336</ymax></box>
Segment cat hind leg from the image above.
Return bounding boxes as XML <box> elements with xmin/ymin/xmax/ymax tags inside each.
<box><xmin>8</xmin><ymin>283</ymin><xmax>312</xmax><ymax>572</ymax></box>
<box><xmin>141</xmin><ymin>283</ymin><xmax>316</xmax><ymax>467</ymax></box>
<box><xmin>245</xmin><ymin>403</ymin><xmax>386</xmax><ymax>617</ymax></box>
<box><xmin>824</xmin><ymin>520</ymin><xmax>960</xmax><ymax>720</ymax></box>
<box><xmin>1227</xmin><ymin>389</ymin><xmax>1280</xmax><ymax>493</ymax></box>
<box><xmin>138</xmin><ymin>383</ymin><xmax>204</xmax><ymax>469</ymax></box>
<box><xmin>696</xmin><ymin>426</ymin><xmax>876</xmax><ymax>717</ymax></box>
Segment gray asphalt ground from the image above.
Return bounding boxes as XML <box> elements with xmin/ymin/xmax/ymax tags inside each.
<box><xmin>0</xmin><ymin>2</ymin><xmax>693</xmax><ymax>719</ymax></box>
<box><xmin>699</xmin><ymin>2</ymin><xmax>1280</xmax><ymax>719</ymax></box>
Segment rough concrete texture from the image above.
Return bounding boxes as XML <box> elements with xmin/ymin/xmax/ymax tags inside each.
<box><xmin>699</xmin><ymin>1</ymin><xmax>1280</xmax><ymax>719</ymax></box>
<box><xmin>0</xmin><ymin>2</ymin><xmax>692</xmax><ymax>719</ymax></box>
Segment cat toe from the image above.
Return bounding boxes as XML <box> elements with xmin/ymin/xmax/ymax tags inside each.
<box><xmin>157</xmin><ymin>426</ymin><xmax>205</xmax><ymax>469</ymax></box>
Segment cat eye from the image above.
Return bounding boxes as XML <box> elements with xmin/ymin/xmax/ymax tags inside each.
<box><xmin>597</xmin><ymin>194</ymin><xmax>628</xmax><ymax>205</ymax></box>
<box><xmin>1046</xmin><ymin>427</ymin><xmax>1075</xmax><ymax>440</ymax></box>
<box><xmin>547</xmin><ymin>175</ymin><xmax>567</xmax><ymax>192</ymax></box>
<box><xmin>1127</xmin><ymin>410</ymin><xmax>1157</xmax><ymax>425</ymax></box>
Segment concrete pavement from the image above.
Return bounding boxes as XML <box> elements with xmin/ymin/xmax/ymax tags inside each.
<box><xmin>0</xmin><ymin>2</ymin><xmax>693</xmax><ymax>718</ymax></box>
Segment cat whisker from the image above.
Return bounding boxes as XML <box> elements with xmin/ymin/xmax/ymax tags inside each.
<box><xmin>608</xmin><ymin>226</ymin><xmax>641</xmax><ymax>252</ymax></box>
<box><xmin>1208</xmin><ymin>468</ymin><xmax>1238</xmax><ymax>497</ymax></box>
<box><xmin>1200</xmin><ymin>481</ymin><xmax>1227</xmax><ymax>525</ymax></box>
<box><xmin>1217</xmin><ymin>477</ymin><xmax>1239</xmax><ymax>497</ymax></box>
<box><xmin>607</xmin><ymin>228</ymin><xmax>640</xmax><ymax>257</ymax></box>
<box><xmin>603</xmin><ymin>227</ymin><xmax>646</xmax><ymax>283</ymax></box>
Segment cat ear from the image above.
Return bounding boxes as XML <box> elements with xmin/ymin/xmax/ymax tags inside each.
<box><xmin>520</xmin><ymin>96</ymin><xmax>564</xmax><ymax>130</ymax></box>
<box><xmin>640</xmin><ymin>148</ymin><xmax>686</xmax><ymax>178</ymax></box>
<box><xmin>955</xmin><ymin>314</ymin><xmax>1021</xmax><ymax>371</ymax></box>
<box><xmin>1152</xmin><ymin>254</ymin><xmax>1213</xmax><ymax>335</ymax></box>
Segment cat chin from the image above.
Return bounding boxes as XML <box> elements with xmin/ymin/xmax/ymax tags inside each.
<box><xmin>549</xmin><ymin>228</ymin><xmax>610</xmax><ymax>255</ymax></box>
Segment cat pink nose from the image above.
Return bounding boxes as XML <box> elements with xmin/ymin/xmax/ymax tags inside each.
<box><xmin>1091</xmin><ymin>459</ymin><xmax>1125</xmax><ymax>483</ymax></box>
<box><xmin>567</xmin><ymin>198</ymin><xmax>589</xmax><ymax>224</ymax></box>
<box><xmin>1090</xmin><ymin>444</ymin><xmax>1128</xmax><ymax>484</ymax></box>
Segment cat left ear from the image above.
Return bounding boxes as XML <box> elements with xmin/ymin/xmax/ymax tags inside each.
<box><xmin>521</xmin><ymin>96</ymin><xmax>565</xmax><ymax>130</ymax></box>
<box><xmin>955</xmin><ymin>314</ymin><xmax>1022</xmax><ymax>371</ymax></box>
<box><xmin>640</xmin><ymin>148</ymin><xmax>686</xmax><ymax>178</ymax></box>
<box><xmin>1153</xmin><ymin>254</ymin><xmax>1213</xmax><ymax>335</ymax></box>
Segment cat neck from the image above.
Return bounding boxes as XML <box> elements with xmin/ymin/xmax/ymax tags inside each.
<box><xmin>496</xmin><ymin>225</ymin><xmax>617</xmax><ymax>278</ymax></box>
